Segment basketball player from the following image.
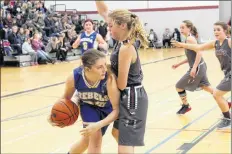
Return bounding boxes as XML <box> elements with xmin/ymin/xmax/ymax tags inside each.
<box><xmin>172</xmin><ymin>20</ymin><xmax>214</xmax><ymax>114</ymax></box>
<box><xmin>172</xmin><ymin>21</ymin><xmax>231</xmax><ymax>129</ymax></box>
<box><xmin>72</xmin><ymin>19</ymin><xmax>108</xmax><ymax>54</ymax></box>
<box><xmin>96</xmin><ymin>1</ymin><xmax>149</xmax><ymax>153</ymax></box>
<box><xmin>49</xmin><ymin>49</ymin><xmax>119</xmax><ymax>153</ymax></box>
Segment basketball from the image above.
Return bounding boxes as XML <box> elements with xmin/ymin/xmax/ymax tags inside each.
<box><xmin>51</xmin><ymin>99</ymin><xmax>79</xmax><ymax>127</ymax></box>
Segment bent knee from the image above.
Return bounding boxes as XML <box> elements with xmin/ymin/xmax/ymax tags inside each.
<box><xmin>213</xmin><ymin>90</ymin><xmax>222</xmax><ymax>99</ymax></box>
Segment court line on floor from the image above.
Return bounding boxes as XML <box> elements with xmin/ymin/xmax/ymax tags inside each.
<box><xmin>1</xmin><ymin>55</ymin><xmax>184</xmax><ymax>99</ymax></box>
<box><xmin>177</xmin><ymin>96</ymin><xmax>231</xmax><ymax>154</ymax></box>
<box><xmin>1</xmin><ymin>104</ymin><xmax>52</xmax><ymax>122</ymax></box>
<box><xmin>1</xmin><ymin>82</ymin><xmax>65</xmax><ymax>98</ymax></box>
<box><xmin>177</xmin><ymin>120</ymin><xmax>220</xmax><ymax>154</ymax></box>
<box><xmin>144</xmin><ymin>105</ymin><xmax>217</xmax><ymax>154</ymax></box>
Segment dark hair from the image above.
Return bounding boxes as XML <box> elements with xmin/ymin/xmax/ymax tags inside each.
<box><xmin>228</xmin><ymin>18</ymin><xmax>231</xmax><ymax>26</ymax></box>
<box><xmin>227</xmin><ymin>26</ymin><xmax>231</xmax><ymax>37</ymax></box>
<box><xmin>183</xmin><ymin>20</ymin><xmax>198</xmax><ymax>38</ymax></box>
<box><xmin>84</xmin><ymin>19</ymin><xmax>93</xmax><ymax>25</ymax></box>
<box><xmin>81</xmin><ymin>49</ymin><xmax>106</xmax><ymax>68</ymax></box>
<box><xmin>214</xmin><ymin>21</ymin><xmax>228</xmax><ymax>31</ymax></box>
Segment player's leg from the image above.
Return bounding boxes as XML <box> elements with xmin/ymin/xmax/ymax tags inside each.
<box><xmin>112</xmin><ymin>121</ymin><xmax>119</xmax><ymax>142</ymax></box>
<box><xmin>68</xmin><ymin>91</ymin><xmax>89</xmax><ymax>154</ymax></box>
<box><xmin>213</xmin><ymin>89</ymin><xmax>231</xmax><ymax>129</ymax></box>
<box><xmin>214</xmin><ymin>76</ymin><xmax>231</xmax><ymax>129</ymax></box>
<box><xmin>176</xmin><ymin>73</ymin><xmax>192</xmax><ymax>114</ymax></box>
<box><xmin>88</xmin><ymin>130</ymin><xmax>103</xmax><ymax>153</ymax></box>
<box><xmin>68</xmin><ymin>136</ymin><xmax>89</xmax><ymax>154</ymax></box>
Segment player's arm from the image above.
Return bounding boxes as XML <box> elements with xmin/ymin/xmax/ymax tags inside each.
<box><xmin>48</xmin><ymin>74</ymin><xmax>75</xmax><ymax>127</ymax></box>
<box><xmin>96</xmin><ymin>34</ymin><xmax>108</xmax><ymax>50</ymax></box>
<box><xmin>61</xmin><ymin>74</ymin><xmax>76</xmax><ymax>100</ymax></box>
<box><xmin>177</xmin><ymin>59</ymin><xmax>188</xmax><ymax>66</ymax></box>
<box><xmin>97</xmin><ymin>73</ymin><xmax>120</xmax><ymax>128</ymax></box>
<box><xmin>171</xmin><ymin>39</ymin><xmax>216</xmax><ymax>52</ymax></box>
<box><xmin>187</xmin><ymin>37</ymin><xmax>203</xmax><ymax>70</ymax></box>
<box><xmin>117</xmin><ymin>45</ymin><xmax>134</xmax><ymax>90</ymax></box>
<box><xmin>95</xmin><ymin>1</ymin><xmax>109</xmax><ymax>22</ymax></box>
<box><xmin>72</xmin><ymin>35</ymin><xmax>81</xmax><ymax>49</ymax></box>
<box><xmin>80</xmin><ymin>73</ymin><xmax>119</xmax><ymax>136</ymax></box>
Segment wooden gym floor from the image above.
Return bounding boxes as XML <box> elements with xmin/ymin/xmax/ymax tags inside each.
<box><xmin>1</xmin><ymin>48</ymin><xmax>231</xmax><ymax>153</ymax></box>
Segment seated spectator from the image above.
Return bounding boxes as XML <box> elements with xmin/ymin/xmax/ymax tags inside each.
<box><xmin>31</xmin><ymin>33</ymin><xmax>55</xmax><ymax>64</ymax></box>
<box><xmin>172</xmin><ymin>28</ymin><xmax>181</xmax><ymax>42</ymax></box>
<box><xmin>43</xmin><ymin>14</ymin><xmax>54</xmax><ymax>37</ymax></box>
<box><xmin>98</xmin><ymin>20</ymin><xmax>107</xmax><ymax>40</ymax></box>
<box><xmin>148</xmin><ymin>29</ymin><xmax>158</xmax><ymax>48</ymax></box>
<box><xmin>22</xmin><ymin>37</ymin><xmax>38</xmax><ymax>65</ymax></box>
<box><xmin>2</xmin><ymin>39</ymin><xmax>13</xmax><ymax>56</ymax></box>
<box><xmin>16</xmin><ymin>14</ymin><xmax>24</xmax><ymax>28</ymax></box>
<box><xmin>162</xmin><ymin>28</ymin><xmax>172</xmax><ymax>48</ymax></box>
<box><xmin>0</xmin><ymin>24</ymin><xmax>6</xmax><ymax>40</ymax></box>
<box><xmin>56</xmin><ymin>33</ymin><xmax>68</xmax><ymax>61</ymax></box>
<box><xmin>3</xmin><ymin>13</ymin><xmax>13</xmax><ymax>29</ymax></box>
<box><xmin>18</xmin><ymin>27</ymin><xmax>26</xmax><ymax>43</ymax></box>
<box><xmin>8</xmin><ymin>25</ymin><xmax>22</xmax><ymax>55</ymax></box>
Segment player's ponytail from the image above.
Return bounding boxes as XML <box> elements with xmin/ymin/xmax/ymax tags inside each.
<box><xmin>183</xmin><ymin>20</ymin><xmax>198</xmax><ymax>38</ymax></box>
<box><xmin>109</xmin><ymin>9</ymin><xmax>149</xmax><ymax>48</ymax></box>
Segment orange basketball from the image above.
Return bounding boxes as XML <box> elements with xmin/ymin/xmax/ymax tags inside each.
<box><xmin>51</xmin><ymin>99</ymin><xmax>79</xmax><ymax>127</ymax></box>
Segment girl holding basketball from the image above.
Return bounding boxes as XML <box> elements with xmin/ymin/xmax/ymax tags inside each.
<box><xmin>171</xmin><ymin>20</ymin><xmax>214</xmax><ymax>114</ymax></box>
<box><xmin>96</xmin><ymin>1</ymin><xmax>149</xmax><ymax>153</ymax></box>
<box><xmin>49</xmin><ymin>49</ymin><xmax>120</xmax><ymax>153</ymax></box>
<box><xmin>172</xmin><ymin>21</ymin><xmax>231</xmax><ymax>130</ymax></box>
<box><xmin>72</xmin><ymin>19</ymin><xmax>108</xmax><ymax>54</ymax></box>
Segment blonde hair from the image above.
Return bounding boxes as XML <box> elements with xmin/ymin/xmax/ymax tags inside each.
<box><xmin>108</xmin><ymin>9</ymin><xmax>148</xmax><ymax>48</ymax></box>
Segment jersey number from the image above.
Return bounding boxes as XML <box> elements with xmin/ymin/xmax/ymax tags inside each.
<box><xmin>83</xmin><ymin>42</ymin><xmax>88</xmax><ymax>50</ymax></box>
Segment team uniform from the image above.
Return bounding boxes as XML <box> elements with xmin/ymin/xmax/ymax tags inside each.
<box><xmin>79</xmin><ymin>31</ymin><xmax>98</xmax><ymax>54</ymax></box>
<box><xmin>215</xmin><ymin>38</ymin><xmax>231</xmax><ymax>91</ymax></box>
<box><xmin>111</xmin><ymin>40</ymin><xmax>148</xmax><ymax>146</ymax></box>
<box><xmin>176</xmin><ymin>35</ymin><xmax>210</xmax><ymax>91</ymax></box>
<box><xmin>71</xmin><ymin>66</ymin><xmax>114</xmax><ymax>135</ymax></box>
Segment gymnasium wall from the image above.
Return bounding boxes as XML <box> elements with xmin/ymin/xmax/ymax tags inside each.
<box><xmin>87</xmin><ymin>7</ymin><xmax>219</xmax><ymax>41</ymax></box>
<box><xmin>44</xmin><ymin>1</ymin><xmax>219</xmax><ymax>41</ymax></box>
<box><xmin>219</xmin><ymin>1</ymin><xmax>231</xmax><ymax>23</ymax></box>
<box><xmin>44</xmin><ymin>1</ymin><xmax>219</xmax><ymax>11</ymax></box>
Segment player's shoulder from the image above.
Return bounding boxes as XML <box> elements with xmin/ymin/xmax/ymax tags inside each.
<box><xmin>73</xmin><ymin>66</ymin><xmax>83</xmax><ymax>75</ymax></box>
<box><xmin>186</xmin><ymin>35</ymin><xmax>197</xmax><ymax>44</ymax></box>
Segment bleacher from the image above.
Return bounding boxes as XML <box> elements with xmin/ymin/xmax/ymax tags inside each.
<box><xmin>2</xmin><ymin>48</ymin><xmax>82</xmax><ymax>67</ymax></box>
<box><xmin>0</xmin><ymin>1</ymin><xmax>87</xmax><ymax>67</ymax></box>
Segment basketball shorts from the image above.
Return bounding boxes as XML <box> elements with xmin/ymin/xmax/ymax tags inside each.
<box><xmin>71</xmin><ymin>91</ymin><xmax>113</xmax><ymax>136</ymax></box>
<box><xmin>113</xmin><ymin>85</ymin><xmax>148</xmax><ymax>146</ymax></box>
<box><xmin>217</xmin><ymin>72</ymin><xmax>231</xmax><ymax>91</ymax></box>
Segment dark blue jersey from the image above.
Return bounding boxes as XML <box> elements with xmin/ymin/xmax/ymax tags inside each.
<box><xmin>80</xmin><ymin>31</ymin><xmax>97</xmax><ymax>54</ymax></box>
<box><xmin>73</xmin><ymin>67</ymin><xmax>112</xmax><ymax>111</ymax></box>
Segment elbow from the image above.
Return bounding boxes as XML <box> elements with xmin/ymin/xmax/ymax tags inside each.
<box><xmin>117</xmin><ymin>83</ymin><xmax>126</xmax><ymax>91</ymax></box>
<box><xmin>72</xmin><ymin>44</ymin><xmax>76</xmax><ymax>49</ymax></box>
<box><xmin>117</xmin><ymin>78</ymin><xmax>127</xmax><ymax>91</ymax></box>
<box><xmin>197</xmin><ymin>51</ymin><xmax>203</xmax><ymax>56</ymax></box>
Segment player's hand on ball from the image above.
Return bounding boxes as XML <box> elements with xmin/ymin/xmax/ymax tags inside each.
<box><xmin>47</xmin><ymin>115</ymin><xmax>65</xmax><ymax>128</ymax></box>
<box><xmin>80</xmin><ymin>122</ymin><xmax>101</xmax><ymax>137</ymax></box>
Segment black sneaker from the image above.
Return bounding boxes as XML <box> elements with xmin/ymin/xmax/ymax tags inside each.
<box><xmin>217</xmin><ymin>118</ymin><xmax>231</xmax><ymax>130</ymax></box>
<box><xmin>177</xmin><ymin>104</ymin><xmax>191</xmax><ymax>115</ymax></box>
